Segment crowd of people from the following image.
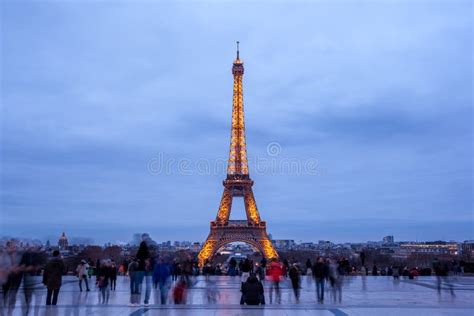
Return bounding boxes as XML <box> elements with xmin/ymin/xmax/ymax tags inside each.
<box><xmin>0</xmin><ymin>238</ymin><xmax>464</xmax><ymax>311</ymax></box>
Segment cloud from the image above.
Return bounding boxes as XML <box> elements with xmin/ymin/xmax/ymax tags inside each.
<box><xmin>1</xmin><ymin>0</ymin><xmax>472</xmax><ymax>243</ymax></box>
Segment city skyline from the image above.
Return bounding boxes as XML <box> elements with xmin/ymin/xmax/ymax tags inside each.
<box><xmin>2</xmin><ymin>229</ymin><xmax>470</xmax><ymax>248</ymax></box>
<box><xmin>1</xmin><ymin>1</ymin><xmax>473</xmax><ymax>243</ymax></box>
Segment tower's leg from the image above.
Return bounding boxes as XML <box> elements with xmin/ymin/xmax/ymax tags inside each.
<box><xmin>215</xmin><ymin>187</ymin><xmax>233</xmax><ymax>223</ymax></box>
<box><xmin>243</xmin><ymin>188</ymin><xmax>261</xmax><ymax>224</ymax></box>
<box><xmin>260</xmin><ymin>235</ymin><xmax>279</xmax><ymax>260</ymax></box>
<box><xmin>198</xmin><ymin>235</ymin><xmax>217</xmax><ymax>267</ymax></box>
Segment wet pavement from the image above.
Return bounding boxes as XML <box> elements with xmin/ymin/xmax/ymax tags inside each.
<box><xmin>1</xmin><ymin>275</ymin><xmax>473</xmax><ymax>315</ymax></box>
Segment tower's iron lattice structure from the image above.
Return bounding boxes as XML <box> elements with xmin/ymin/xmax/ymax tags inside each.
<box><xmin>198</xmin><ymin>43</ymin><xmax>279</xmax><ymax>266</ymax></box>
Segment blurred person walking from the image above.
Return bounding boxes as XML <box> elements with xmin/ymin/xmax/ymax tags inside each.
<box><xmin>43</xmin><ymin>250</ymin><xmax>65</xmax><ymax>306</ymax></box>
<box><xmin>312</xmin><ymin>257</ymin><xmax>328</xmax><ymax>303</ymax></box>
<box><xmin>260</xmin><ymin>257</ymin><xmax>267</xmax><ymax>277</ymax></box>
<box><xmin>110</xmin><ymin>261</ymin><xmax>118</xmax><ymax>291</ymax></box>
<box><xmin>153</xmin><ymin>258</ymin><xmax>172</xmax><ymax>304</ymax></box>
<box><xmin>143</xmin><ymin>257</ymin><xmax>154</xmax><ymax>306</ymax></box>
<box><xmin>172</xmin><ymin>277</ymin><xmax>187</xmax><ymax>304</ymax></box>
<box><xmin>255</xmin><ymin>263</ymin><xmax>265</xmax><ymax>282</ymax></box>
<box><xmin>128</xmin><ymin>258</ymin><xmax>140</xmax><ymax>306</ymax></box>
<box><xmin>329</xmin><ymin>259</ymin><xmax>342</xmax><ymax>303</ymax></box>
<box><xmin>282</xmin><ymin>259</ymin><xmax>289</xmax><ymax>277</ymax></box>
<box><xmin>360</xmin><ymin>251</ymin><xmax>366</xmax><ymax>267</ymax></box>
<box><xmin>372</xmin><ymin>264</ymin><xmax>378</xmax><ymax>276</ymax></box>
<box><xmin>305</xmin><ymin>258</ymin><xmax>312</xmax><ymax>276</ymax></box>
<box><xmin>289</xmin><ymin>263</ymin><xmax>301</xmax><ymax>302</ymax></box>
<box><xmin>20</xmin><ymin>246</ymin><xmax>44</xmax><ymax>316</ymax></box>
<box><xmin>172</xmin><ymin>260</ymin><xmax>180</xmax><ymax>282</ymax></box>
<box><xmin>203</xmin><ymin>261</ymin><xmax>213</xmax><ymax>280</ymax></box>
<box><xmin>392</xmin><ymin>265</ymin><xmax>400</xmax><ymax>281</ymax></box>
<box><xmin>97</xmin><ymin>260</ymin><xmax>112</xmax><ymax>304</ymax></box>
<box><xmin>95</xmin><ymin>259</ymin><xmax>100</xmax><ymax>283</ymax></box>
<box><xmin>135</xmin><ymin>240</ymin><xmax>150</xmax><ymax>305</ymax></box>
<box><xmin>1</xmin><ymin>240</ymin><xmax>23</xmax><ymax>313</ymax></box>
<box><xmin>268</xmin><ymin>259</ymin><xmax>283</xmax><ymax>304</ymax></box>
<box><xmin>433</xmin><ymin>258</ymin><xmax>455</xmax><ymax>297</ymax></box>
<box><xmin>228</xmin><ymin>258</ymin><xmax>237</xmax><ymax>277</ymax></box>
<box><xmin>76</xmin><ymin>260</ymin><xmax>90</xmax><ymax>292</ymax></box>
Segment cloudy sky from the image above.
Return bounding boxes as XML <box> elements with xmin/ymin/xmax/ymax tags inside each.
<box><xmin>1</xmin><ymin>0</ymin><xmax>472</xmax><ymax>244</ymax></box>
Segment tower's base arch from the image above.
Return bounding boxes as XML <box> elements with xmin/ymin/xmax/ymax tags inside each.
<box><xmin>198</xmin><ymin>220</ymin><xmax>278</xmax><ymax>266</ymax></box>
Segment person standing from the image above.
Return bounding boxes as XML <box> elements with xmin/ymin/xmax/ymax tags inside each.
<box><xmin>97</xmin><ymin>260</ymin><xmax>112</xmax><ymax>304</ymax></box>
<box><xmin>95</xmin><ymin>259</ymin><xmax>101</xmax><ymax>283</ymax></box>
<box><xmin>312</xmin><ymin>257</ymin><xmax>328</xmax><ymax>303</ymax></box>
<box><xmin>288</xmin><ymin>263</ymin><xmax>301</xmax><ymax>302</ymax></box>
<box><xmin>305</xmin><ymin>259</ymin><xmax>312</xmax><ymax>276</ymax></box>
<box><xmin>360</xmin><ymin>251</ymin><xmax>366</xmax><ymax>267</ymax></box>
<box><xmin>143</xmin><ymin>258</ymin><xmax>154</xmax><ymax>306</ymax></box>
<box><xmin>282</xmin><ymin>259</ymin><xmax>289</xmax><ymax>277</ymax></box>
<box><xmin>172</xmin><ymin>260</ymin><xmax>180</xmax><ymax>282</ymax></box>
<box><xmin>136</xmin><ymin>241</ymin><xmax>150</xmax><ymax>305</ymax></box>
<box><xmin>110</xmin><ymin>261</ymin><xmax>117</xmax><ymax>291</ymax></box>
<box><xmin>372</xmin><ymin>264</ymin><xmax>378</xmax><ymax>276</ymax></box>
<box><xmin>260</xmin><ymin>257</ymin><xmax>267</xmax><ymax>278</ymax></box>
<box><xmin>76</xmin><ymin>260</ymin><xmax>90</xmax><ymax>292</ymax></box>
<box><xmin>128</xmin><ymin>258</ymin><xmax>139</xmax><ymax>306</ymax></box>
<box><xmin>255</xmin><ymin>263</ymin><xmax>264</xmax><ymax>281</ymax></box>
<box><xmin>43</xmin><ymin>250</ymin><xmax>65</xmax><ymax>306</ymax></box>
<box><xmin>240</xmin><ymin>258</ymin><xmax>251</xmax><ymax>285</ymax></box>
<box><xmin>228</xmin><ymin>258</ymin><xmax>237</xmax><ymax>277</ymax></box>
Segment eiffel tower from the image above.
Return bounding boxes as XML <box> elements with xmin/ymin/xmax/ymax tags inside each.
<box><xmin>198</xmin><ymin>43</ymin><xmax>278</xmax><ymax>266</ymax></box>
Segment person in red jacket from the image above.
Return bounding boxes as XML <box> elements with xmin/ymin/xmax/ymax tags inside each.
<box><xmin>173</xmin><ymin>278</ymin><xmax>187</xmax><ymax>304</ymax></box>
<box><xmin>267</xmin><ymin>259</ymin><xmax>283</xmax><ymax>304</ymax></box>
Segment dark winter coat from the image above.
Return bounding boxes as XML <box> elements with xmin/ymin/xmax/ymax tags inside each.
<box><xmin>241</xmin><ymin>275</ymin><xmax>264</xmax><ymax>305</ymax></box>
<box><xmin>43</xmin><ymin>257</ymin><xmax>65</xmax><ymax>290</ymax></box>
<box><xmin>289</xmin><ymin>266</ymin><xmax>301</xmax><ymax>281</ymax></box>
<box><xmin>312</xmin><ymin>261</ymin><xmax>328</xmax><ymax>279</ymax></box>
<box><xmin>97</xmin><ymin>266</ymin><xmax>112</xmax><ymax>288</ymax></box>
<box><xmin>136</xmin><ymin>242</ymin><xmax>150</xmax><ymax>271</ymax></box>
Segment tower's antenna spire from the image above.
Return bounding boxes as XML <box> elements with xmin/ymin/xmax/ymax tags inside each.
<box><xmin>236</xmin><ymin>41</ymin><xmax>240</xmax><ymax>60</ymax></box>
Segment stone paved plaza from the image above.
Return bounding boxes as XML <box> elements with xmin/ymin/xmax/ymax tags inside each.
<box><xmin>2</xmin><ymin>275</ymin><xmax>473</xmax><ymax>315</ymax></box>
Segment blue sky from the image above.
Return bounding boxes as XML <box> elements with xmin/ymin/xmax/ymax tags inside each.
<box><xmin>1</xmin><ymin>0</ymin><xmax>472</xmax><ymax>244</ymax></box>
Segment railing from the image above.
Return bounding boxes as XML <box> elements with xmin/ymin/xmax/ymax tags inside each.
<box><xmin>210</xmin><ymin>220</ymin><xmax>266</xmax><ymax>228</ymax></box>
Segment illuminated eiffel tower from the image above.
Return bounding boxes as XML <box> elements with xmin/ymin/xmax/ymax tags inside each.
<box><xmin>198</xmin><ymin>43</ymin><xmax>278</xmax><ymax>266</ymax></box>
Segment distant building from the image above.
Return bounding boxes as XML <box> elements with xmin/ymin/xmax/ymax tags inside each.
<box><xmin>461</xmin><ymin>240</ymin><xmax>474</xmax><ymax>256</ymax></box>
<box><xmin>383</xmin><ymin>235</ymin><xmax>394</xmax><ymax>244</ymax></box>
<box><xmin>58</xmin><ymin>232</ymin><xmax>68</xmax><ymax>250</ymax></box>
<box><xmin>318</xmin><ymin>240</ymin><xmax>333</xmax><ymax>249</ymax></box>
<box><xmin>298</xmin><ymin>242</ymin><xmax>316</xmax><ymax>250</ymax></box>
<box><xmin>131</xmin><ymin>233</ymin><xmax>157</xmax><ymax>247</ymax></box>
<box><xmin>191</xmin><ymin>242</ymin><xmax>201</xmax><ymax>252</ymax></box>
<box><xmin>273</xmin><ymin>239</ymin><xmax>296</xmax><ymax>250</ymax></box>
<box><xmin>398</xmin><ymin>241</ymin><xmax>457</xmax><ymax>256</ymax></box>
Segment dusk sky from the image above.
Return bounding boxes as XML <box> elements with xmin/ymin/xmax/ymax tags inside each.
<box><xmin>1</xmin><ymin>0</ymin><xmax>472</xmax><ymax>245</ymax></box>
